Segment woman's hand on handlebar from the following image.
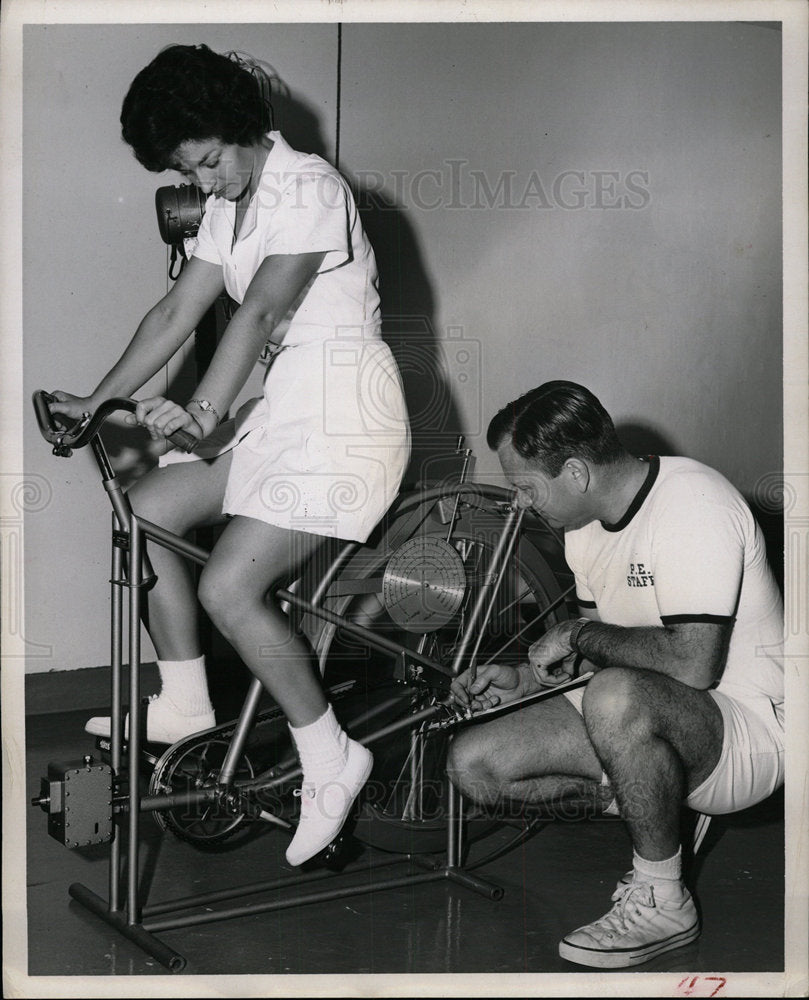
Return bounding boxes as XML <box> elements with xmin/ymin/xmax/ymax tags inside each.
<box><xmin>128</xmin><ymin>396</ymin><xmax>215</xmax><ymax>443</ymax></box>
<box><xmin>450</xmin><ymin>663</ymin><xmax>528</xmax><ymax>714</ymax></box>
<box><xmin>48</xmin><ymin>390</ymin><xmax>96</xmax><ymax>428</ymax></box>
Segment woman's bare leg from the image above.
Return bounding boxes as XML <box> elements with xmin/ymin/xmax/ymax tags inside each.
<box><xmin>85</xmin><ymin>454</ymin><xmax>234</xmax><ymax>740</ymax></box>
<box><xmin>197</xmin><ymin>514</ymin><xmax>327</xmax><ymax>725</ymax></box>
<box><xmin>198</xmin><ymin>514</ymin><xmax>374</xmax><ymax>865</ymax></box>
<box><xmin>127</xmin><ymin>453</ymin><xmax>232</xmax><ymax>659</ymax></box>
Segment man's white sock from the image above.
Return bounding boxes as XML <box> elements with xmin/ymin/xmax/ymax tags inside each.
<box><xmin>633</xmin><ymin>846</ymin><xmax>683</xmax><ymax>884</ymax></box>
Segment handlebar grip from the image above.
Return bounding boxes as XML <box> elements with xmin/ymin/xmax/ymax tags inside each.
<box><xmin>32</xmin><ymin>390</ymin><xmax>74</xmax><ymax>435</ymax></box>
<box><xmin>168</xmin><ymin>428</ymin><xmax>199</xmax><ymax>454</ymax></box>
<box><xmin>34</xmin><ymin>390</ymin><xmax>200</xmax><ymax>453</ymax></box>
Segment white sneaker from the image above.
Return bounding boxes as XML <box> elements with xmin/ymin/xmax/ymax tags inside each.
<box><xmin>616</xmin><ymin>868</ymin><xmax>635</xmax><ymax>889</ymax></box>
<box><xmin>559</xmin><ymin>880</ymin><xmax>700</xmax><ymax>968</ymax></box>
<box><xmin>285</xmin><ymin>739</ymin><xmax>373</xmax><ymax>867</ymax></box>
<box><xmin>85</xmin><ymin>694</ymin><xmax>216</xmax><ymax>745</ymax></box>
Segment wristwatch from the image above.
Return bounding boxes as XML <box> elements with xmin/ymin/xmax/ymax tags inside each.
<box><xmin>187</xmin><ymin>398</ymin><xmax>221</xmax><ymax>424</ymax></box>
<box><xmin>569</xmin><ymin>616</ymin><xmax>593</xmax><ymax>654</ymax></box>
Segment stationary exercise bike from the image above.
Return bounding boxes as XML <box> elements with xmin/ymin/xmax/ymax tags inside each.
<box><xmin>31</xmin><ymin>388</ymin><xmax>586</xmax><ymax>971</ymax></box>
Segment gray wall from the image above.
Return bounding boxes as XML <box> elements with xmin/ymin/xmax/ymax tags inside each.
<box><xmin>22</xmin><ymin>23</ymin><xmax>339</xmax><ymax>672</ymax></box>
<box><xmin>22</xmin><ymin>21</ymin><xmax>782</xmax><ymax>674</ymax></box>
<box><xmin>338</xmin><ymin>22</ymin><xmax>782</xmax><ymax>488</ymax></box>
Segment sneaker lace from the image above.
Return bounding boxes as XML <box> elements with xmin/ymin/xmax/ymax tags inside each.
<box><xmin>293</xmin><ymin>784</ymin><xmax>317</xmax><ymax>812</ymax></box>
<box><xmin>595</xmin><ymin>882</ymin><xmax>656</xmax><ymax>937</ymax></box>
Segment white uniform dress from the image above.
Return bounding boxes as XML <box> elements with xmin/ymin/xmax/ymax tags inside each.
<box><xmin>562</xmin><ymin>455</ymin><xmax>784</xmax><ymax>815</ymax></box>
<box><xmin>160</xmin><ymin>132</ymin><xmax>411</xmax><ymax>542</ymax></box>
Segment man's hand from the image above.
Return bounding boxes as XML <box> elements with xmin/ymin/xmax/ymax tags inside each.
<box><xmin>528</xmin><ymin>622</ymin><xmax>581</xmax><ymax>687</ymax></box>
<box><xmin>450</xmin><ymin>663</ymin><xmax>528</xmax><ymax>714</ymax></box>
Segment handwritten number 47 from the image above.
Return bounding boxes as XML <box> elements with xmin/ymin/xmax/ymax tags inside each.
<box><xmin>677</xmin><ymin>976</ymin><xmax>727</xmax><ymax>997</ymax></box>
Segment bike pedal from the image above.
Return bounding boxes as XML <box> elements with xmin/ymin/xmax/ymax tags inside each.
<box><xmin>321</xmin><ymin>833</ymin><xmax>363</xmax><ymax>870</ymax></box>
<box><xmin>93</xmin><ymin>735</ymin><xmax>160</xmax><ymax>771</ymax></box>
<box><xmin>296</xmin><ymin>831</ymin><xmax>363</xmax><ymax>872</ymax></box>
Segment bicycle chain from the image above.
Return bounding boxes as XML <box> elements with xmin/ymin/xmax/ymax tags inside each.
<box><xmin>149</xmin><ymin>681</ymin><xmax>361</xmax><ymax>846</ymax></box>
<box><xmin>149</xmin><ymin>703</ymin><xmax>289</xmax><ymax>846</ymax></box>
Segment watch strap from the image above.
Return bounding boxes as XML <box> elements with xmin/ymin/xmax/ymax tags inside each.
<box><xmin>569</xmin><ymin>616</ymin><xmax>593</xmax><ymax>653</ymax></box>
<box><xmin>187</xmin><ymin>398</ymin><xmax>221</xmax><ymax>424</ymax></box>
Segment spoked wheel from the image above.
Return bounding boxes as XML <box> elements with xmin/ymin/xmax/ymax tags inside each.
<box><xmin>149</xmin><ymin>735</ymin><xmax>257</xmax><ymax>849</ymax></box>
<box><xmin>298</xmin><ymin>486</ymin><xmax>574</xmax><ymax>853</ymax></box>
<box><xmin>351</xmin><ymin>688</ymin><xmax>460</xmax><ymax>854</ymax></box>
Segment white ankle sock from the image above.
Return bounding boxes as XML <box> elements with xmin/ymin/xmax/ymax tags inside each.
<box><xmin>156</xmin><ymin>656</ymin><xmax>214</xmax><ymax>716</ymax></box>
<box><xmin>633</xmin><ymin>846</ymin><xmax>683</xmax><ymax>884</ymax></box>
<box><xmin>289</xmin><ymin>705</ymin><xmax>349</xmax><ymax>783</ymax></box>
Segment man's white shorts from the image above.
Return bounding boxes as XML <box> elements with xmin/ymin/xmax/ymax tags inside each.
<box><xmin>563</xmin><ymin>685</ymin><xmax>784</xmax><ymax>815</ymax></box>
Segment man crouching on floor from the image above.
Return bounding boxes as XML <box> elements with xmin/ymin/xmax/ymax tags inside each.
<box><xmin>448</xmin><ymin>380</ymin><xmax>784</xmax><ymax>969</ymax></box>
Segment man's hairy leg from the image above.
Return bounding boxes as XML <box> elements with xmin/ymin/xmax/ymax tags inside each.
<box><xmin>447</xmin><ymin>694</ymin><xmax>613</xmax><ymax>817</ymax></box>
<box><xmin>582</xmin><ymin>666</ymin><xmax>723</xmax><ymax>860</ymax></box>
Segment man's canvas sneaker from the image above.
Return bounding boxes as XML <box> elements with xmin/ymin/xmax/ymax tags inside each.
<box><xmin>559</xmin><ymin>879</ymin><xmax>700</xmax><ymax>968</ymax></box>
<box><xmin>285</xmin><ymin>738</ymin><xmax>373</xmax><ymax>867</ymax></box>
<box><xmin>85</xmin><ymin>694</ymin><xmax>216</xmax><ymax>745</ymax></box>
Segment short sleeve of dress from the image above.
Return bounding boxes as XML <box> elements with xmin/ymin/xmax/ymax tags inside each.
<box><xmin>650</xmin><ymin>478</ymin><xmax>744</xmax><ymax>625</ymax></box>
<box><xmin>260</xmin><ymin>172</ymin><xmax>351</xmax><ymax>273</ymax></box>
<box><xmin>191</xmin><ymin>195</ymin><xmax>222</xmax><ymax>266</ymax></box>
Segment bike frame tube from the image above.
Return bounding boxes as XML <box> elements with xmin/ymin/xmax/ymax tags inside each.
<box><xmin>135</xmin><ymin>518</ymin><xmax>452</xmax><ymax>676</ymax></box>
<box><xmin>310</xmin><ymin>541</ymin><xmax>361</xmax><ymax>607</ymax></box>
<box><xmin>463</xmin><ymin>505</ymin><xmax>527</xmax><ymax>680</ymax></box>
<box><xmin>37</xmin><ymin>395</ymin><xmax>520</xmax><ymax>970</ymax></box>
<box><xmin>394</xmin><ymin>481</ymin><xmax>517</xmax><ymax>515</ymax></box>
<box><xmin>127</xmin><ymin>515</ymin><xmax>144</xmax><ymax>924</ymax></box>
<box><xmin>109</xmin><ymin>516</ymin><xmax>124</xmax><ymax>913</ymax></box>
<box><xmin>448</xmin><ymin>505</ymin><xmax>525</xmax><ymax>679</ymax></box>
<box><xmin>73</xmin><ymin>425</ymin><xmax>550</xmax><ymax>819</ymax></box>
<box><xmin>94</xmin><ymin>437</ymin><xmax>157</xmax><ymax>586</ymax></box>
<box><xmin>445</xmin><ymin>444</ymin><xmax>474</xmax><ymax>543</ymax></box>
<box><xmin>139</xmin><ymin>517</ymin><xmax>209</xmax><ymax>566</ymax></box>
<box><xmin>275</xmin><ymin>588</ymin><xmax>453</xmax><ymax>677</ymax></box>
<box><xmin>216</xmin><ymin>678</ymin><xmax>264</xmax><ymax>788</ymax></box>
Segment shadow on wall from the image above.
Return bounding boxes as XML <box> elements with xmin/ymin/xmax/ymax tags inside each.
<box><xmin>276</xmin><ymin>74</ymin><xmax>469</xmax><ymax>481</ymax></box>
<box><xmin>346</xmin><ymin>179</ymin><xmax>467</xmax><ymax>488</ymax></box>
<box><xmin>615</xmin><ymin>421</ymin><xmax>679</xmax><ymax>462</ymax></box>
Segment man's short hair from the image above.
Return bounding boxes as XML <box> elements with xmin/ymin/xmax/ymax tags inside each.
<box><xmin>487</xmin><ymin>381</ymin><xmax>625</xmax><ymax>477</ymax></box>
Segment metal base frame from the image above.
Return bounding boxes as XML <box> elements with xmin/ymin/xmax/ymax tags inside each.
<box><xmin>67</xmin><ymin>512</ymin><xmax>504</xmax><ymax>973</ymax></box>
<box><xmin>69</xmin><ymin>789</ymin><xmax>503</xmax><ymax>974</ymax></box>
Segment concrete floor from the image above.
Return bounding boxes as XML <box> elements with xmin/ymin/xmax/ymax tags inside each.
<box><xmin>13</xmin><ymin>696</ymin><xmax>789</xmax><ymax>996</ymax></box>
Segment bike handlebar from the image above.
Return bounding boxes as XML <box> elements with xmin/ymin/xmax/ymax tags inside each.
<box><xmin>32</xmin><ymin>390</ymin><xmax>199</xmax><ymax>456</ymax></box>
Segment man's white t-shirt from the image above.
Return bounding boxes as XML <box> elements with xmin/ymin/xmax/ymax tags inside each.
<box><xmin>564</xmin><ymin>456</ymin><xmax>783</xmax><ymax>721</ymax></box>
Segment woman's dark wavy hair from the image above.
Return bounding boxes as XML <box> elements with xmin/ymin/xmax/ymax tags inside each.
<box><xmin>121</xmin><ymin>44</ymin><xmax>272</xmax><ymax>172</ymax></box>
<box><xmin>487</xmin><ymin>380</ymin><xmax>625</xmax><ymax>477</ymax></box>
